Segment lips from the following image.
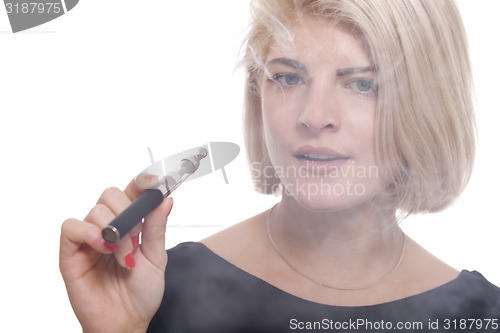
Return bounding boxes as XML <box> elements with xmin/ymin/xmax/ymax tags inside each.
<box><xmin>294</xmin><ymin>145</ymin><xmax>350</xmax><ymax>174</ymax></box>
<box><xmin>295</xmin><ymin>146</ymin><xmax>349</xmax><ymax>162</ymax></box>
<box><xmin>301</xmin><ymin>153</ymin><xmax>346</xmax><ymax>162</ymax></box>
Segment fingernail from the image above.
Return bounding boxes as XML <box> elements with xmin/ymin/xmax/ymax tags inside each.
<box><xmin>132</xmin><ymin>234</ymin><xmax>140</xmax><ymax>250</ymax></box>
<box><xmin>103</xmin><ymin>241</ymin><xmax>117</xmax><ymax>252</ymax></box>
<box><xmin>144</xmin><ymin>174</ymin><xmax>158</xmax><ymax>181</ymax></box>
<box><xmin>125</xmin><ymin>252</ymin><xmax>135</xmax><ymax>269</ymax></box>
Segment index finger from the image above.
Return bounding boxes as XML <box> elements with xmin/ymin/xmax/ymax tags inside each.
<box><xmin>123</xmin><ymin>174</ymin><xmax>159</xmax><ymax>201</ymax></box>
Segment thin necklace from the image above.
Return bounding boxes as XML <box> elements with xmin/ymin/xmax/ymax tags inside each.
<box><xmin>266</xmin><ymin>204</ymin><xmax>406</xmax><ymax>291</ymax></box>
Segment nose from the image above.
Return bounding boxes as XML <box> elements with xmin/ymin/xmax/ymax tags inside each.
<box><xmin>298</xmin><ymin>82</ymin><xmax>340</xmax><ymax>132</ymax></box>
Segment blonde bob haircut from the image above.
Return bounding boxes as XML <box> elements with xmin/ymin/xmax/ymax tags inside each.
<box><xmin>241</xmin><ymin>0</ymin><xmax>475</xmax><ymax>215</ymax></box>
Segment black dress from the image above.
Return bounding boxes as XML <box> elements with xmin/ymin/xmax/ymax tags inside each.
<box><xmin>148</xmin><ymin>242</ymin><xmax>500</xmax><ymax>332</ymax></box>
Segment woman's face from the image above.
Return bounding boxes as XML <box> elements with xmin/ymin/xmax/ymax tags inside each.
<box><xmin>261</xmin><ymin>16</ymin><xmax>384</xmax><ymax>212</ymax></box>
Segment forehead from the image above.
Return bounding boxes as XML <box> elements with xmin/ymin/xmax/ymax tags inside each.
<box><xmin>266</xmin><ymin>15</ymin><xmax>371</xmax><ymax>67</ymax></box>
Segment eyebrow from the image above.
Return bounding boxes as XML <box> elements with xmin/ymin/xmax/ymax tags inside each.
<box><xmin>266</xmin><ymin>58</ymin><xmax>376</xmax><ymax>77</ymax></box>
<box><xmin>336</xmin><ymin>66</ymin><xmax>376</xmax><ymax>76</ymax></box>
<box><xmin>266</xmin><ymin>57</ymin><xmax>376</xmax><ymax>78</ymax></box>
<box><xmin>266</xmin><ymin>58</ymin><xmax>308</xmax><ymax>72</ymax></box>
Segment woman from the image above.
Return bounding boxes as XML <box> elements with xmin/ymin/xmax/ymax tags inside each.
<box><xmin>60</xmin><ymin>0</ymin><xmax>500</xmax><ymax>332</ymax></box>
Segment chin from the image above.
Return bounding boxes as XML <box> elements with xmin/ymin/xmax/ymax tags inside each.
<box><xmin>282</xmin><ymin>178</ymin><xmax>384</xmax><ymax>213</ymax></box>
<box><xmin>296</xmin><ymin>194</ymin><xmax>369</xmax><ymax>213</ymax></box>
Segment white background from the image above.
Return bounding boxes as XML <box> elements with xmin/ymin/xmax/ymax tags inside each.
<box><xmin>0</xmin><ymin>1</ymin><xmax>498</xmax><ymax>331</ymax></box>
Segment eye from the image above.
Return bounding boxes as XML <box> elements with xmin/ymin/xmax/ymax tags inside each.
<box><xmin>347</xmin><ymin>79</ymin><xmax>378</xmax><ymax>95</ymax></box>
<box><xmin>270</xmin><ymin>73</ymin><xmax>305</xmax><ymax>88</ymax></box>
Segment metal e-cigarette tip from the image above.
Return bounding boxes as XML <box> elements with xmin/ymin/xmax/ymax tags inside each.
<box><xmin>102</xmin><ymin>225</ymin><xmax>120</xmax><ymax>244</ymax></box>
<box><xmin>180</xmin><ymin>148</ymin><xmax>208</xmax><ymax>171</ymax></box>
<box><xmin>198</xmin><ymin>148</ymin><xmax>208</xmax><ymax>158</ymax></box>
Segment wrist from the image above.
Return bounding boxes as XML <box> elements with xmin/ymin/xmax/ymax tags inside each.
<box><xmin>82</xmin><ymin>323</ymin><xmax>148</xmax><ymax>333</ymax></box>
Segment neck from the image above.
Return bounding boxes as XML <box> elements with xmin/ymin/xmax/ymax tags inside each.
<box><xmin>269</xmin><ymin>194</ymin><xmax>404</xmax><ymax>288</ymax></box>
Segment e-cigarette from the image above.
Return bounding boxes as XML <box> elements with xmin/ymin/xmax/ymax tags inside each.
<box><xmin>101</xmin><ymin>148</ymin><xmax>208</xmax><ymax>244</ymax></box>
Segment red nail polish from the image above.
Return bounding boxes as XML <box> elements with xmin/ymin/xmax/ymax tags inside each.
<box><xmin>125</xmin><ymin>252</ymin><xmax>135</xmax><ymax>269</ymax></box>
<box><xmin>132</xmin><ymin>234</ymin><xmax>140</xmax><ymax>250</ymax></box>
<box><xmin>103</xmin><ymin>241</ymin><xmax>117</xmax><ymax>252</ymax></box>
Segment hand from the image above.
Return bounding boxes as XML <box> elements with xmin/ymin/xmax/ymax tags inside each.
<box><xmin>59</xmin><ymin>177</ymin><xmax>173</xmax><ymax>333</ymax></box>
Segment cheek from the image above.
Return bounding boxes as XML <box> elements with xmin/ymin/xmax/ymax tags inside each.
<box><xmin>345</xmin><ymin>103</ymin><xmax>377</xmax><ymax>149</ymax></box>
<box><xmin>261</xmin><ymin>109</ymin><xmax>284</xmax><ymax>164</ymax></box>
<box><xmin>261</xmin><ymin>93</ymin><xmax>296</xmax><ymax>146</ymax></box>
<box><xmin>261</xmin><ymin>83</ymin><xmax>306</xmax><ymax>119</ymax></box>
<box><xmin>349</xmin><ymin>110</ymin><xmax>388</xmax><ymax>184</ymax></box>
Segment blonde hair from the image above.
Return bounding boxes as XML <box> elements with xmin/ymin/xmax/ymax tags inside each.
<box><xmin>241</xmin><ymin>0</ymin><xmax>475</xmax><ymax>215</ymax></box>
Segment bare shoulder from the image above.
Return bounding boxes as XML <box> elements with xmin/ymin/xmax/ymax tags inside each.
<box><xmin>399</xmin><ymin>236</ymin><xmax>461</xmax><ymax>293</ymax></box>
<box><xmin>201</xmin><ymin>209</ymin><xmax>271</xmax><ymax>271</ymax></box>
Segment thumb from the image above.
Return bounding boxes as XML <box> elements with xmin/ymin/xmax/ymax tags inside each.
<box><xmin>139</xmin><ymin>196</ymin><xmax>173</xmax><ymax>270</ymax></box>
